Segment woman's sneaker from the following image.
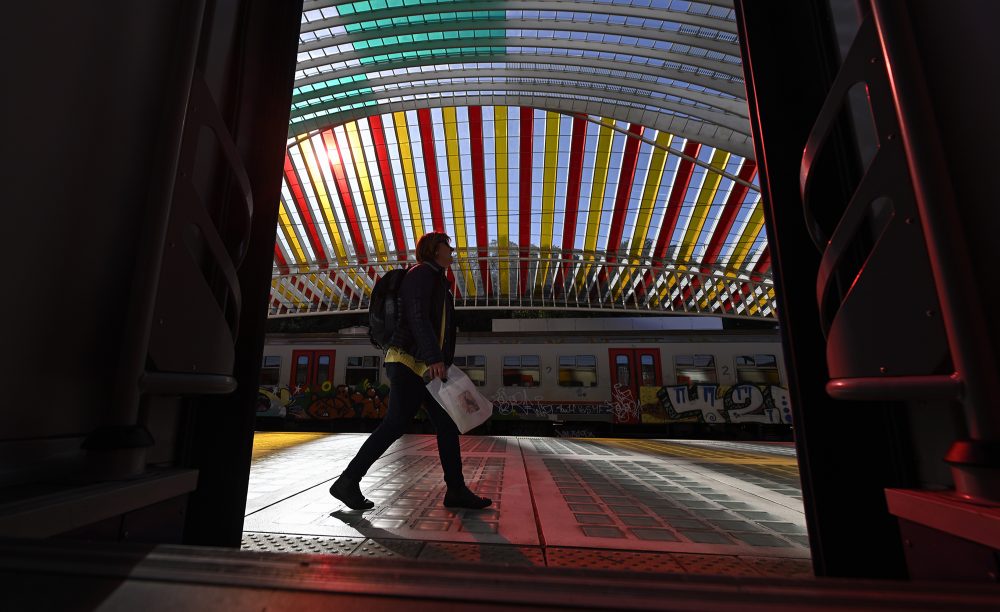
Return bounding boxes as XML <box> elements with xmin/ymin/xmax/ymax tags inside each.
<box><xmin>330</xmin><ymin>475</ymin><xmax>374</xmax><ymax>510</ymax></box>
<box><xmin>444</xmin><ymin>486</ymin><xmax>492</xmax><ymax>509</ymax></box>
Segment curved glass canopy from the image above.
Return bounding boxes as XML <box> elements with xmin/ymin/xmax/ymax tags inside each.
<box><xmin>271</xmin><ymin>1</ymin><xmax>775</xmax><ymax>318</ymax></box>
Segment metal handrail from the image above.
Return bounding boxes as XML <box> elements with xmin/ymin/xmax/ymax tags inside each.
<box><xmin>871</xmin><ymin>0</ymin><xmax>1000</xmax><ymax>502</ymax></box>
<box><xmin>267</xmin><ymin>251</ymin><xmax>775</xmax><ymax>318</ymax></box>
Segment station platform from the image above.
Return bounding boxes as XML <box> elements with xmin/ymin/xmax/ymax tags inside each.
<box><xmin>242</xmin><ymin>434</ymin><xmax>812</xmax><ymax>578</ymax></box>
<box><xmin>5</xmin><ymin>434</ymin><xmax>1000</xmax><ymax>610</ymax></box>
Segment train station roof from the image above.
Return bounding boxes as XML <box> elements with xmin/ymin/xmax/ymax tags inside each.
<box><xmin>271</xmin><ymin>0</ymin><xmax>775</xmax><ymax>319</ymax></box>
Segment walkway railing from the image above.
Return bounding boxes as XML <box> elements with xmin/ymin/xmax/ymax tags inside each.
<box><xmin>268</xmin><ymin>250</ymin><xmax>775</xmax><ymax>319</ymax></box>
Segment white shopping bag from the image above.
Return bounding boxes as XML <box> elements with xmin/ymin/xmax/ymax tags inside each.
<box><xmin>426</xmin><ymin>364</ymin><xmax>493</xmax><ymax>433</ymax></box>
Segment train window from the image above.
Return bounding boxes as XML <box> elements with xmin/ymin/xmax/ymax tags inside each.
<box><xmin>295</xmin><ymin>354</ymin><xmax>310</xmax><ymax>386</ymax></box>
<box><xmin>675</xmin><ymin>354</ymin><xmax>717</xmax><ymax>385</ymax></box>
<box><xmin>615</xmin><ymin>354</ymin><xmax>632</xmax><ymax>384</ymax></box>
<box><xmin>317</xmin><ymin>354</ymin><xmax>332</xmax><ymax>385</ymax></box>
<box><xmin>640</xmin><ymin>354</ymin><xmax>656</xmax><ymax>386</ymax></box>
<box><xmin>559</xmin><ymin>355</ymin><xmax>598</xmax><ymax>387</ymax></box>
<box><xmin>260</xmin><ymin>355</ymin><xmax>281</xmax><ymax>387</ymax></box>
<box><xmin>455</xmin><ymin>355</ymin><xmax>487</xmax><ymax>386</ymax></box>
<box><xmin>346</xmin><ymin>355</ymin><xmax>380</xmax><ymax>387</ymax></box>
<box><xmin>502</xmin><ymin>355</ymin><xmax>540</xmax><ymax>387</ymax></box>
<box><xmin>735</xmin><ymin>354</ymin><xmax>780</xmax><ymax>385</ymax></box>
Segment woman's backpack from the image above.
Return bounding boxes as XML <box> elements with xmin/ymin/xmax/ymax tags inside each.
<box><xmin>368</xmin><ymin>267</ymin><xmax>408</xmax><ymax>349</ymax></box>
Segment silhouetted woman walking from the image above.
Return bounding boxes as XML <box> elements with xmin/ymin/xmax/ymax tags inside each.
<box><xmin>330</xmin><ymin>232</ymin><xmax>492</xmax><ymax>511</ymax></box>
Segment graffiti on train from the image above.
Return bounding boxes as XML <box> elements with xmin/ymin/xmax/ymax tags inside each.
<box><xmin>258</xmin><ymin>381</ymin><xmax>790</xmax><ymax>425</ymax></box>
<box><xmin>645</xmin><ymin>384</ymin><xmax>792</xmax><ymax>425</ymax></box>
<box><xmin>257</xmin><ymin>381</ymin><xmax>390</xmax><ymax>420</ymax></box>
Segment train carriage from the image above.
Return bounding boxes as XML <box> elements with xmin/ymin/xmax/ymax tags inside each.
<box><xmin>257</xmin><ymin>317</ymin><xmax>791</xmax><ymax>437</ymax></box>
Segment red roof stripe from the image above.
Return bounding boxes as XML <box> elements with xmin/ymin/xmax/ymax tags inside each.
<box><xmin>417</xmin><ymin>108</ymin><xmax>444</xmax><ymax>232</ymax></box>
<box><xmin>273</xmin><ymin>244</ymin><xmax>290</xmax><ymax>275</ymax></box>
<box><xmin>519</xmin><ymin>106</ymin><xmax>534</xmax><ymax>295</ymax></box>
<box><xmin>558</xmin><ymin>115</ymin><xmax>588</xmax><ymax>288</ymax></box>
<box><xmin>468</xmin><ymin>106</ymin><xmax>492</xmax><ymax>296</ymax></box>
<box><xmin>367</xmin><ymin>115</ymin><xmax>408</xmax><ymax>261</ymax></box>
<box><xmin>702</xmin><ymin>159</ymin><xmax>757</xmax><ymax>267</ymax></box>
<box><xmin>321</xmin><ymin>130</ymin><xmax>367</xmax><ymax>263</ymax></box>
<box><xmin>283</xmin><ymin>152</ymin><xmax>328</xmax><ymax>268</ymax></box>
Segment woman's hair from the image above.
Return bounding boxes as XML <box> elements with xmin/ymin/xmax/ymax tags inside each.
<box><xmin>415</xmin><ymin>232</ymin><xmax>451</xmax><ymax>263</ymax></box>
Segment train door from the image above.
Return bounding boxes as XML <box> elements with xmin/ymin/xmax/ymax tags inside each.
<box><xmin>289</xmin><ymin>349</ymin><xmax>336</xmax><ymax>392</ymax></box>
<box><xmin>608</xmin><ymin>348</ymin><xmax>662</xmax><ymax>424</ymax></box>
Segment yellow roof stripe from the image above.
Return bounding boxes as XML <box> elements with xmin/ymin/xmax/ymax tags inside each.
<box><xmin>442</xmin><ymin>106</ymin><xmax>475</xmax><ymax>297</ymax></box>
<box><xmin>748</xmin><ymin>287</ymin><xmax>776</xmax><ymax>315</ymax></box>
<box><xmin>578</xmin><ymin>118</ymin><xmax>615</xmax><ymax>290</ymax></box>
<box><xmin>541</xmin><ymin>111</ymin><xmax>560</xmax><ymax>252</ymax></box>
<box><xmin>296</xmin><ymin>138</ymin><xmax>342</xmax><ymax>263</ymax></box>
<box><xmin>495</xmin><ymin>106</ymin><xmax>510</xmax><ymax>295</ymax></box>
<box><xmin>344</xmin><ymin>121</ymin><xmax>386</xmax><ymax>261</ymax></box>
<box><xmin>612</xmin><ymin>131</ymin><xmax>673</xmax><ymax>301</ymax></box>
<box><xmin>584</xmin><ymin>118</ymin><xmax>615</xmax><ymax>253</ymax></box>
<box><xmin>538</xmin><ymin>111</ymin><xmax>561</xmax><ymax>291</ymax></box>
<box><xmin>727</xmin><ymin>196</ymin><xmax>765</xmax><ymax>271</ymax></box>
<box><xmin>630</xmin><ymin>131</ymin><xmax>673</xmax><ymax>257</ymax></box>
<box><xmin>677</xmin><ymin>148</ymin><xmax>730</xmax><ymax>264</ymax></box>
<box><xmin>272</xmin><ymin>278</ymin><xmax>307</xmax><ymax>310</ymax></box>
<box><xmin>299</xmin><ymin>137</ymin><xmax>370</xmax><ymax>297</ymax></box>
<box><xmin>391</xmin><ymin>111</ymin><xmax>424</xmax><ymax>242</ymax></box>
<box><xmin>277</xmin><ymin>200</ymin><xmax>307</xmax><ymax>265</ymax></box>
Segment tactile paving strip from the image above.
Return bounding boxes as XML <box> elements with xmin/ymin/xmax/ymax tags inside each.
<box><xmin>241</xmin><ymin>532</ymin><xmax>362</xmax><ymax>555</ymax></box>
<box><xmin>419</xmin><ymin>542</ymin><xmax>545</xmax><ymax>566</ymax></box>
<box><xmin>545</xmin><ymin>547</ymin><xmax>685</xmax><ymax>574</ymax></box>
<box><xmin>350</xmin><ymin>538</ymin><xmax>424</xmax><ymax>559</ymax></box>
<box><xmin>739</xmin><ymin>556</ymin><xmax>814</xmax><ymax>578</ymax></box>
<box><xmin>669</xmin><ymin>440</ymin><xmax>798</xmax><ymax>458</ymax></box>
<box><xmin>671</xmin><ymin>552</ymin><xmax>762</xmax><ymax>577</ymax></box>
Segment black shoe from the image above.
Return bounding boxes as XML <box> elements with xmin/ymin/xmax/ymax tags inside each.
<box><xmin>444</xmin><ymin>487</ymin><xmax>492</xmax><ymax>509</ymax></box>
<box><xmin>330</xmin><ymin>476</ymin><xmax>374</xmax><ymax>510</ymax></box>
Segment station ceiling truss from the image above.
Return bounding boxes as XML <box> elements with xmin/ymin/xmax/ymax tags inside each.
<box><xmin>270</xmin><ymin>0</ymin><xmax>775</xmax><ymax>318</ymax></box>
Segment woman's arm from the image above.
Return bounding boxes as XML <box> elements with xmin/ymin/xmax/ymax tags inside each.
<box><xmin>399</xmin><ymin>266</ymin><xmax>445</xmax><ymax>365</ymax></box>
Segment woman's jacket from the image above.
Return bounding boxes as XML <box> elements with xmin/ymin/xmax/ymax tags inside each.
<box><xmin>388</xmin><ymin>260</ymin><xmax>455</xmax><ymax>366</ymax></box>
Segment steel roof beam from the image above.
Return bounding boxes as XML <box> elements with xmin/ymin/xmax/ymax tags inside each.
<box><xmin>291</xmin><ymin>80</ymin><xmax>750</xmax><ymax>137</ymax></box>
<box><xmin>292</xmin><ymin>67</ymin><xmax>748</xmax><ymax>117</ymax></box>
<box><xmin>291</xmin><ymin>95</ymin><xmax>755</xmax><ymax>159</ymax></box>
<box><xmin>295</xmin><ymin>51</ymin><xmax>746</xmax><ymax>98</ymax></box>
<box><xmin>300</xmin><ymin>1</ymin><xmax>738</xmax><ymax>37</ymax></box>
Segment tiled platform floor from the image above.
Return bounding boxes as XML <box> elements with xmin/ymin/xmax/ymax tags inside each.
<box><xmin>242</xmin><ymin>434</ymin><xmax>812</xmax><ymax>578</ymax></box>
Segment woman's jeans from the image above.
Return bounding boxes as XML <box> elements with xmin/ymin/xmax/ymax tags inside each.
<box><xmin>341</xmin><ymin>363</ymin><xmax>465</xmax><ymax>488</ymax></box>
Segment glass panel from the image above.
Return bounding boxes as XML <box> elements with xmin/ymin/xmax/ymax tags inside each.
<box><xmin>675</xmin><ymin>354</ymin><xmax>716</xmax><ymax>385</ymax></box>
<box><xmin>317</xmin><ymin>355</ymin><xmax>332</xmax><ymax>384</ymax></box>
<box><xmin>640</xmin><ymin>354</ymin><xmax>656</xmax><ymax>386</ymax></box>
<box><xmin>295</xmin><ymin>355</ymin><xmax>310</xmax><ymax>386</ymax></box>
<box><xmin>503</xmin><ymin>354</ymin><xmax>539</xmax><ymax>386</ymax></box>
<box><xmin>260</xmin><ymin>355</ymin><xmax>281</xmax><ymax>387</ymax></box>
<box><xmin>346</xmin><ymin>355</ymin><xmax>380</xmax><ymax>387</ymax></box>
<box><xmin>457</xmin><ymin>354</ymin><xmax>487</xmax><ymax>387</ymax></box>
<box><xmin>559</xmin><ymin>354</ymin><xmax>597</xmax><ymax>387</ymax></box>
<box><xmin>615</xmin><ymin>354</ymin><xmax>631</xmax><ymax>385</ymax></box>
<box><xmin>736</xmin><ymin>354</ymin><xmax>780</xmax><ymax>385</ymax></box>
